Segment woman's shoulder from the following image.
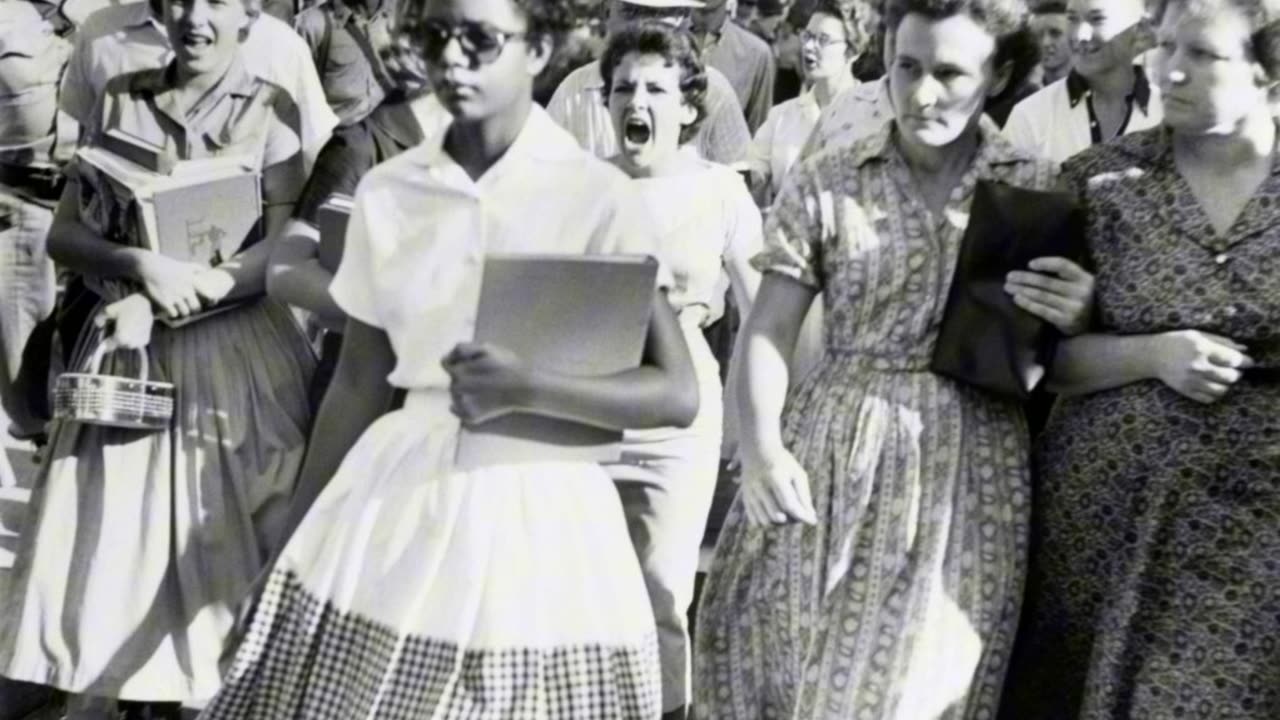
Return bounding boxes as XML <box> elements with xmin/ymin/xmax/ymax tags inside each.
<box><xmin>1060</xmin><ymin>128</ymin><xmax>1166</xmax><ymax>187</ymax></box>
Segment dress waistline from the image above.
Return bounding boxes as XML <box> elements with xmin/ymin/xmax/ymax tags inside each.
<box><xmin>823</xmin><ymin>348</ymin><xmax>933</xmax><ymax>373</ymax></box>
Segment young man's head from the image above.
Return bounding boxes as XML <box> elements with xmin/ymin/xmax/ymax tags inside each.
<box><xmin>1065</xmin><ymin>0</ymin><xmax>1150</xmax><ymax>80</ymax></box>
<box><xmin>605</xmin><ymin>0</ymin><xmax>704</xmax><ymax>36</ymax></box>
<box><xmin>1030</xmin><ymin>1</ymin><xmax>1070</xmax><ymax>78</ymax></box>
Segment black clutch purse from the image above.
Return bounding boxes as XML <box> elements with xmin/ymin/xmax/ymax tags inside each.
<box><xmin>930</xmin><ymin>180</ymin><xmax>1086</xmax><ymax>400</ymax></box>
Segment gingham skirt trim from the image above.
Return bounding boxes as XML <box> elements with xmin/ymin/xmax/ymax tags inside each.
<box><xmin>202</xmin><ymin>570</ymin><xmax>663</xmax><ymax>719</ymax></box>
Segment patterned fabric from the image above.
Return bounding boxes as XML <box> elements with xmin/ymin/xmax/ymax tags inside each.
<box><xmin>1000</xmin><ymin>129</ymin><xmax>1280</xmax><ymax>720</ymax></box>
<box><xmin>206</xmin><ymin>571</ymin><xmax>661</xmax><ymax>720</ymax></box>
<box><xmin>198</xmin><ymin>107</ymin><xmax>664</xmax><ymax>719</ymax></box>
<box><xmin>693</xmin><ymin>118</ymin><xmax>1059</xmax><ymax>719</ymax></box>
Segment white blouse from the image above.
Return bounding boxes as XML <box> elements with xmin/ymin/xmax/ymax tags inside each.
<box><xmin>747</xmin><ymin>90</ymin><xmax>821</xmax><ymax>198</ymax></box>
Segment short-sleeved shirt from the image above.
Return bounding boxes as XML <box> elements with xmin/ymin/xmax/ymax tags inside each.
<box><xmin>0</xmin><ymin>2</ymin><xmax>70</xmax><ymax>161</ymax></box>
<box><xmin>705</xmin><ymin>20</ymin><xmax>776</xmax><ymax>133</ymax></box>
<box><xmin>92</xmin><ymin>58</ymin><xmax>302</xmax><ymax>167</ymax></box>
<box><xmin>747</xmin><ymin>88</ymin><xmax>820</xmax><ymax>197</ymax></box>
<box><xmin>330</xmin><ymin>105</ymin><xmax>664</xmax><ymax>390</ymax></box>
<box><xmin>545</xmin><ymin>60</ymin><xmax>752</xmax><ymax>165</ymax></box>
<box><xmin>796</xmin><ymin>77</ymin><xmax>892</xmax><ymax>162</ymax></box>
<box><xmin>1003</xmin><ymin>68</ymin><xmax>1163</xmax><ymax>164</ymax></box>
<box><xmin>60</xmin><ymin>2</ymin><xmax>336</xmax><ymax>156</ymax></box>
<box><xmin>293</xmin><ymin>0</ymin><xmax>396</xmax><ymax>126</ymax></box>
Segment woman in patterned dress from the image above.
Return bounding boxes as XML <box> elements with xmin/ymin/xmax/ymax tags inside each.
<box><xmin>598</xmin><ymin>23</ymin><xmax>763</xmax><ymax>719</ymax></box>
<box><xmin>1000</xmin><ymin>1</ymin><xmax>1280</xmax><ymax>717</ymax></box>
<box><xmin>692</xmin><ymin>0</ymin><xmax>1096</xmax><ymax>717</ymax></box>
<box><xmin>0</xmin><ymin>0</ymin><xmax>316</xmax><ymax>716</ymax></box>
<box><xmin>196</xmin><ymin>0</ymin><xmax>699</xmax><ymax>717</ymax></box>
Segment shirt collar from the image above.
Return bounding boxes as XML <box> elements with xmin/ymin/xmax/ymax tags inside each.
<box><xmin>1066</xmin><ymin>64</ymin><xmax>1152</xmax><ymax>114</ymax></box>
<box><xmin>130</xmin><ymin>0</ymin><xmax>162</xmax><ymax>29</ymax></box>
<box><xmin>847</xmin><ymin>114</ymin><xmax>1036</xmax><ymax>171</ymax></box>
<box><xmin>418</xmin><ymin>104</ymin><xmax>575</xmax><ymax>171</ymax></box>
<box><xmin>131</xmin><ymin>54</ymin><xmax>259</xmax><ymax>148</ymax></box>
<box><xmin>1110</xmin><ymin>124</ymin><xmax>1280</xmax><ymax>177</ymax></box>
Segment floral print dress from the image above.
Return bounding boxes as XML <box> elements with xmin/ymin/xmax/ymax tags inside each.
<box><xmin>693</xmin><ymin>118</ymin><xmax>1058</xmax><ymax>719</ymax></box>
<box><xmin>1001</xmin><ymin>129</ymin><xmax>1280</xmax><ymax>719</ymax></box>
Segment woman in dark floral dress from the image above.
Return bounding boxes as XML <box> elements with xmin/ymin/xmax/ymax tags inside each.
<box><xmin>1001</xmin><ymin>0</ymin><xmax>1280</xmax><ymax>717</ymax></box>
<box><xmin>693</xmin><ymin>0</ymin><xmax>1096</xmax><ymax>717</ymax></box>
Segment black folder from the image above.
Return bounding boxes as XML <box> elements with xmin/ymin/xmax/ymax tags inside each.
<box><xmin>930</xmin><ymin>180</ymin><xmax>1086</xmax><ymax>400</ymax></box>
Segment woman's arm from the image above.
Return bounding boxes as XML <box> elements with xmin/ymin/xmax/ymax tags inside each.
<box><xmin>196</xmin><ymin>153</ymin><xmax>307</xmax><ymax>304</ymax></box>
<box><xmin>736</xmin><ymin>272</ymin><xmax>815</xmax><ymax>464</ymax></box>
<box><xmin>445</xmin><ymin>288</ymin><xmax>700</xmax><ymax>431</ymax></box>
<box><xmin>280</xmin><ymin>318</ymin><xmax>396</xmax><ymax>540</ymax></box>
<box><xmin>1049</xmin><ymin>330</ymin><xmax>1253</xmax><ymax>404</ymax></box>
<box><xmin>265</xmin><ymin>218</ymin><xmax>346</xmax><ymax>329</ymax></box>
<box><xmin>48</xmin><ymin>176</ymin><xmax>149</xmax><ymax>278</ymax></box>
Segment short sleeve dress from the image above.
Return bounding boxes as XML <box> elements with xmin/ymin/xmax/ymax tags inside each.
<box><xmin>694</xmin><ymin>118</ymin><xmax>1059</xmax><ymax>719</ymax></box>
<box><xmin>0</xmin><ymin>58</ymin><xmax>316</xmax><ymax>706</ymax></box>
<box><xmin>199</xmin><ymin>106</ymin><xmax>665</xmax><ymax>720</ymax></box>
<box><xmin>1001</xmin><ymin>129</ymin><xmax>1280</xmax><ymax>719</ymax></box>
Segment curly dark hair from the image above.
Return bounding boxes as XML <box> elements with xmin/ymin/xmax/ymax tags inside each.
<box><xmin>394</xmin><ymin>0</ymin><xmax>580</xmax><ymax>62</ymax></box>
<box><xmin>1154</xmin><ymin>0</ymin><xmax>1280</xmax><ymax>80</ymax></box>
<box><xmin>805</xmin><ymin>0</ymin><xmax>875</xmax><ymax>56</ymax></box>
<box><xmin>885</xmin><ymin>0</ymin><xmax>1039</xmax><ymax>101</ymax></box>
<box><xmin>598</xmin><ymin>21</ymin><xmax>709</xmax><ymax>145</ymax></box>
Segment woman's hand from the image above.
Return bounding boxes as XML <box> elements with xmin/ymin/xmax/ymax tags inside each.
<box><xmin>96</xmin><ymin>293</ymin><xmax>155</xmax><ymax>351</ymax></box>
<box><xmin>135</xmin><ymin>253</ymin><xmax>207</xmax><ymax>320</ymax></box>
<box><xmin>194</xmin><ymin>267</ymin><xmax>235</xmax><ymax>306</ymax></box>
<box><xmin>1152</xmin><ymin>330</ymin><xmax>1254</xmax><ymax>404</ymax></box>
<box><xmin>442</xmin><ymin>342</ymin><xmax>531</xmax><ymax>425</ymax></box>
<box><xmin>1005</xmin><ymin>257</ymin><xmax>1095</xmax><ymax>335</ymax></box>
<box><xmin>740</xmin><ymin>448</ymin><xmax>817</xmax><ymax>527</ymax></box>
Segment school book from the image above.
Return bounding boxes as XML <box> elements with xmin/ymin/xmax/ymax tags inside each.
<box><xmin>316</xmin><ymin>192</ymin><xmax>353</xmax><ymax>273</ymax></box>
<box><xmin>930</xmin><ymin>180</ymin><xmax>1087</xmax><ymax>400</ymax></box>
<box><xmin>453</xmin><ymin>254</ymin><xmax>659</xmax><ymax>471</ymax></box>
<box><xmin>75</xmin><ymin>135</ymin><xmax>261</xmax><ymax>268</ymax></box>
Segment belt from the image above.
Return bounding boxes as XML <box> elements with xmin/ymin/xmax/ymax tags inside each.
<box><xmin>0</xmin><ymin>162</ymin><xmax>63</xmax><ymax>202</ymax></box>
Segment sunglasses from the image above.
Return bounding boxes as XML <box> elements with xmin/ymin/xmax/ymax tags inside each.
<box><xmin>419</xmin><ymin>19</ymin><xmax>527</xmax><ymax>66</ymax></box>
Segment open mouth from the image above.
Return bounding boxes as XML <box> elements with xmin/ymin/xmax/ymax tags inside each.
<box><xmin>623</xmin><ymin>117</ymin><xmax>652</xmax><ymax>146</ymax></box>
<box><xmin>180</xmin><ymin>31</ymin><xmax>213</xmax><ymax>49</ymax></box>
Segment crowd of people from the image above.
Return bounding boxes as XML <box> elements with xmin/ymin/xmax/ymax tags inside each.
<box><xmin>0</xmin><ymin>0</ymin><xmax>1277</xmax><ymax>717</ymax></box>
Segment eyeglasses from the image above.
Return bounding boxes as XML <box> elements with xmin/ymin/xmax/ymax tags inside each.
<box><xmin>800</xmin><ymin>30</ymin><xmax>846</xmax><ymax>48</ymax></box>
<box><xmin>419</xmin><ymin>19</ymin><xmax>526</xmax><ymax>66</ymax></box>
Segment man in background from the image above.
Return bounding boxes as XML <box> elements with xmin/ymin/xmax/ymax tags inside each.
<box><xmin>1030</xmin><ymin>0</ymin><xmax>1071</xmax><ymax>86</ymax></box>
<box><xmin>696</xmin><ymin>0</ymin><xmax>776</xmax><ymax>131</ymax></box>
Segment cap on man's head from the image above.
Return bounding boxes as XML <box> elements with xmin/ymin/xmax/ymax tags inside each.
<box><xmin>619</xmin><ymin>0</ymin><xmax>706</xmax><ymax>8</ymax></box>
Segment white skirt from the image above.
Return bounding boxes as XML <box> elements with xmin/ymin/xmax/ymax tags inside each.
<box><xmin>202</xmin><ymin>390</ymin><xmax>662</xmax><ymax>719</ymax></box>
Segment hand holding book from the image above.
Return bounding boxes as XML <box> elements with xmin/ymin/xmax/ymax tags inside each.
<box><xmin>442</xmin><ymin>342</ymin><xmax>530</xmax><ymax>426</ymax></box>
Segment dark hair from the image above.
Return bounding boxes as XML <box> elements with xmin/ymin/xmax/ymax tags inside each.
<box><xmin>1031</xmin><ymin>0</ymin><xmax>1067</xmax><ymax>14</ymax></box>
<box><xmin>1154</xmin><ymin>0</ymin><xmax>1280</xmax><ymax>80</ymax></box>
<box><xmin>885</xmin><ymin>0</ymin><xmax>1040</xmax><ymax>98</ymax></box>
<box><xmin>806</xmin><ymin>0</ymin><xmax>875</xmax><ymax>55</ymax></box>
<box><xmin>599</xmin><ymin>21</ymin><xmax>709</xmax><ymax>144</ymax></box>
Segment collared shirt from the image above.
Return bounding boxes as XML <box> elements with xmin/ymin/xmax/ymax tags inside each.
<box><xmin>747</xmin><ymin>88</ymin><xmax>820</xmax><ymax>197</ymax></box>
<box><xmin>705</xmin><ymin>20</ymin><xmax>776</xmax><ymax>133</ymax></box>
<box><xmin>60</xmin><ymin>2</ymin><xmax>336</xmax><ymax>156</ymax></box>
<box><xmin>796</xmin><ymin>77</ymin><xmax>893</xmax><ymax>162</ymax></box>
<box><xmin>93</xmin><ymin>58</ymin><xmax>301</xmax><ymax>165</ymax></box>
<box><xmin>758</xmin><ymin>116</ymin><xmax>1059</xmax><ymax>367</ymax></box>
<box><xmin>545</xmin><ymin>60</ymin><xmax>752</xmax><ymax>165</ymax></box>
<box><xmin>1003</xmin><ymin>66</ymin><xmax>1163</xmax><ymax>164</ymax></box>
<box><xmin>331</xmin><ymin>105</ymin><xmax>663</xmax><ymax>389</ymax></box>
<box><xmin>294</xmin><ymin>0</ymin><xmax>396</xmax><ymax>126</ymax></box>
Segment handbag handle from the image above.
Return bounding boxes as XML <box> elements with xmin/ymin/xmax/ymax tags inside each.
<box><xmin>82</xmin><ymin>342</ymin><xmax>151</xmax><ymax>385</ymax></box>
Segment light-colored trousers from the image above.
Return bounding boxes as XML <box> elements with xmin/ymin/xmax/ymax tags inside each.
<box><xmin>0</xmin><ymin>186</ymin><xmax>55</xmax><ymax>439</ymax></box>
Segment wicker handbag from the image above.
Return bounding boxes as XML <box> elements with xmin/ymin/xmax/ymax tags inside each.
<box><xmin>53</xmin><ymin>343</ymin><xmax>175</xmax><ymax>430</ymax></box>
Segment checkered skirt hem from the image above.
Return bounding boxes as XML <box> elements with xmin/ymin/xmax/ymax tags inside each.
<box><xmin>202</xmin><ymin>570</ymin><xmax>663</xmax><ymax>719</ymax></box>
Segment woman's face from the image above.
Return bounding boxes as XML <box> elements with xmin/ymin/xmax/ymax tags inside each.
<box><xmin>420</xmin><ymin>0</ymin><xmax>547</xmax><ymax>122</ymax></box>
<box><xmin>1153</xmin><ymin>1</ymin><xmax>1272</xmax><ymax>134</ymax></box>
<box><xmin>608</xmin><ymin>51</ymin><xmax>697</xmax><ymax>173</ymax></box>
<box><xmin>165</xmin><ymin>0</ymin><xmax>252</xmax><ymax>76</ymax></box>
<box><xmin>888</xmin><ymin>12</ymin><xmax>1002</xmax><ymax>148</ymax></box>
<box><xmin>800</xmin><ymin>12</ymin><xmax>851</xmax><ymax>81</ymax></box>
